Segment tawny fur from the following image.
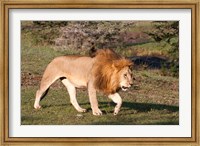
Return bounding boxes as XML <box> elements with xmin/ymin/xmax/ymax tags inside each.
<box><xmin>91</xmin><ymin>49</ymin><xmax>133</xmax><ymax>94</ymax></box>
<box><xmin>92</xmin><ymin>58</ymin><xmax>133</xmax><ymax>94</ymax></box>
<box><xmin>34</xmin><ymin>49</ymin><xmax>133</xmax><ymax>115</ymax></box>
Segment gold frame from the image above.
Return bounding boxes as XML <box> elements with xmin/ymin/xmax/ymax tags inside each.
<box><xmin>0</xmin><ymin>0</ymin><xmax>199</xmax><ymax>145</ymax></box>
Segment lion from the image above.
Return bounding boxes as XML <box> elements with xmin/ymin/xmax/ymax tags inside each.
<box><xmin>34</xmin><ymin>48</ymin><xmax>133</xmax><ymax>115</ymax></box>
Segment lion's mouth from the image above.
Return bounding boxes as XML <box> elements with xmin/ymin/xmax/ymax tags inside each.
<box><xmin>121</xmin><ymin>86</ymin><xmax>129</xmax><ymax>91</ymax></box>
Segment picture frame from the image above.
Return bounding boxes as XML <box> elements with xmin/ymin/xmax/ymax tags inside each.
<box><xmin>0</xmin><ymin>0</ymin><xmax>199</xmax><ymax>145</ymax></box>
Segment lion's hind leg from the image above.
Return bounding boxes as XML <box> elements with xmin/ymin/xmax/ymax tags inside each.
<box><xmin>108</xmin><ymin>93</ymin><xmax>122</xmax><ymax>115</ymax></box>
<box><xmin>34</xmin><ymin>89</ymin><xmax>45</xmax><ymax>109</ymax></box>
<box><xmin>34</xmin><ymin>87</ymin><xmax>50</xmax><ymax>109</ymax></box>
<box><xmin>61</xmin><ymin>79</ymin><xmax>86</xmax><ymax>113</ymax></box>
<box><xmin>34</xmin><ymin>75</ymin><xmax>59</xmax><ymax>109</ymax></box>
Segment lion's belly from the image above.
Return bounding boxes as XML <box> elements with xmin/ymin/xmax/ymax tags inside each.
<box><xmin>68</xmin><ymin>77</ymin><xmax>87</xmax><ymax>88</ymax></box>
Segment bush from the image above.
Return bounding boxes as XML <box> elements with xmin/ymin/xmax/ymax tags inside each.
<box><xmin>146</xmin><ymin>21</ymin><xmax>179</xmax><ymax>77</ymax></box>
<box><xmin>29</xmin><ymin>21</ymin><xmax>64</xmax><ymax>45</ymax></box>
<box><xmin>54</xmin><ymin>21</ymin><xmax>135</xmax><ymax>50</ymax></box>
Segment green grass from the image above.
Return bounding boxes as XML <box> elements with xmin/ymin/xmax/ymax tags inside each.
<box><xmin>21</xmin><ymin>21</ymin><xmax>179</xmax><ymax>125</ymax></box>
<box><xmin>21</xmin><ymin>69</ymin><xmax>179</xmax><ymax>125</ymax></box>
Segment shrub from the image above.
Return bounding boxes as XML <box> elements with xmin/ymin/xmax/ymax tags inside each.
<box><xmin>29</xmin><ymin>21</ymin><xmax>63</xmax><ymax>45</ymax></box>
<box><xmin>54</xmin><ymin>21</ymin><xmax>135</xmax><ymax>50</ymax></box>
<box><xmin>146</xmin><ymin>21</ymin><xmax>179</xmax><ymax>77</ymax></box>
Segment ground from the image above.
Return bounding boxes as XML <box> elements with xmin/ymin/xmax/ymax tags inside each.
<box><xmin>21</xmin><ymin>21</ymin><xmax>179</xmax><ymax>125</ymax></box>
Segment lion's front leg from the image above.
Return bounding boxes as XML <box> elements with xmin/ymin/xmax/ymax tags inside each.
<box><xmin>108</xmin><ymin>93</ymin><xmax>122</xmax><ymax>115</ymax></box>
<box><xmin>61</xmin><ymin>79</ymin><xmax>86</xmax><ymax>113</ymax></box>
<box><xmin>88</xmin><ymin>81</ymin><xmax>102</xmax><ymax>116</ymax></box>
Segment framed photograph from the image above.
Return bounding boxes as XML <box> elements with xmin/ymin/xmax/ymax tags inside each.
<box><xmin>1</xmin><ymin>0</ymin><xmax>199</xmax><ymax>145</ymax></box>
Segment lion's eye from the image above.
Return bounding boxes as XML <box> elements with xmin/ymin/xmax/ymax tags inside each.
<box><xmin>124</xmin><ymin>74</ymin><xmax>127</xmax><ymax>78</ymax></box>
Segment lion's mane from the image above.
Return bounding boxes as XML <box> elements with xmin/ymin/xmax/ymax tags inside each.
<box><xmin>91</xmin><ymin>49</ymin><xmax>133</xmax><ymax>94</ymax></box>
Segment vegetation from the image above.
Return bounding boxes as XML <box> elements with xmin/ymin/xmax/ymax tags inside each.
<box><xmin>146</xmin><ymin>21</ymin><xmax>179</xmax><ymax>77</ymax></box>
<box><xmin>21</xmin><ymin>21</ymin><xmax>179</xmax><ymax>125</ymax></box>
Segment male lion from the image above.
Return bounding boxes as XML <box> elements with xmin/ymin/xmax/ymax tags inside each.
<box><xmin>34</xmin><ymin>49</ymin><xmax>133</xmax><ymax>115</ymax></box>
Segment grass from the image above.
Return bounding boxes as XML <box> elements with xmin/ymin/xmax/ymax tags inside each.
<box><xmin>21</xmin><ymin>21</ymin><xmax>179</xmax><ymax>125</ymax></box>
<box><xmin>118</xmin><ymin>41</ymin><xmax>170</xmax><ymax>58</ymax></box>
<box><xmin>21</xmin><ymin>69</ymin><xmax>178</xmax><ymax>125</ymax></box>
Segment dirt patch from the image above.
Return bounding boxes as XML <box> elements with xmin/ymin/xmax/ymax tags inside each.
<box><xmin>21</xmin><ymin>72</ymin><xmax>65</xmax><ymax>88</ymax></box>
<box><xmin>21</xmin><ymin>72</ymin><xmax>41</xmax><ymax>86</ymax></box>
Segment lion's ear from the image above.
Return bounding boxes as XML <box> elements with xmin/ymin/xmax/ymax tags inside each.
<box><xmin>112</xmin><ymin>59</ymin><xmax>133</xmax><ymax>70</ymax></box>
<box><xmin>112</xmin><ymin>60</ymin><xmax>122</xmax><ymax>69</ymax></box>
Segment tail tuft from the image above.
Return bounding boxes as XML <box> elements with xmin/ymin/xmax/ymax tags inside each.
<box><xmin>89</xmin><ymin>44</ymin><xmax>97</xmax><ymax>57</ymax></box>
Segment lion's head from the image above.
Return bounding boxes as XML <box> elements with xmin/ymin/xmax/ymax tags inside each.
<box><xmin>118</xmin><ymin>65</ymin><xmax>133</xmax><ymax>91</ymax></box>
<box><xmin>92</xmin><ymin>49</ymin><xmax>133</xmax><ymax>94</ymax></box>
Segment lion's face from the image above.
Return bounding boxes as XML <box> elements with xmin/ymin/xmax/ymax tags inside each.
<box><xmin>118</xmin><ymin>66</ymin><xmax>133</xmax><ymax>91</ymax></box>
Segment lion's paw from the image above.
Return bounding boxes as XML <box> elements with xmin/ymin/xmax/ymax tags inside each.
<box><xmin>34</xmin><ymin>104</ymin><xmax>41</xmax><ymax>109</ymax></box>
<box><xmin>92</xmin><ymin>109</ymin><xmax>103</xmax><ymax>116</ymax></box>
<box><xmin>113</xmin><ymin>109</ymin><xmax>120</xmax><ymax>115</ymax></box>
<box><xmin>114</xmin><ymin>111</ymin><xmax>118</xmax><ymax>115</ymax></box>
